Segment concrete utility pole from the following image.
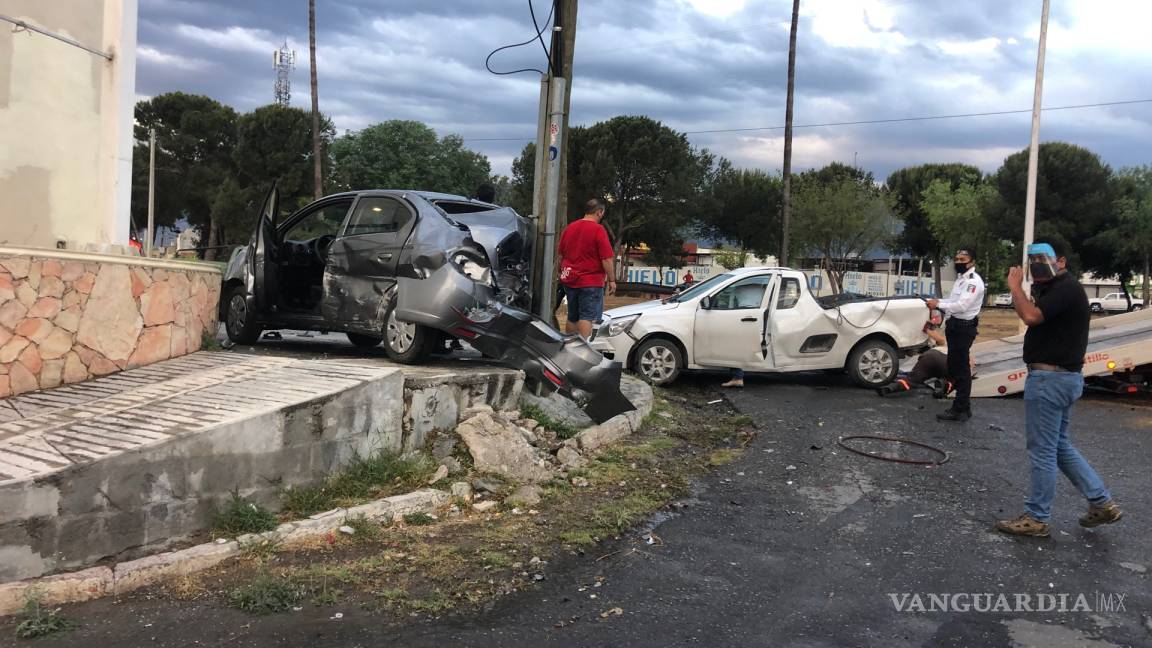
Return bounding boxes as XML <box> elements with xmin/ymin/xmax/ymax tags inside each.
<box><xmin>309</xmin><ymin>0</ymin><xmax>323</xmax><ymax>201</ymax></box>
<box><xmin>146</xmin><ymin>127</ymin><xmax>156</xmax><ymax>257</ymax></box>
<box><xmin>780</xmin><ymin>0</ymin><xmax>800</xmax><ymax>268</ymax></box>
<box><xmin>1021</xmin><ymin>0</ymin><xmax>1050</xmax><ymax>280</ymax></box>
<box><xmin>533</xmin><ymin>0</ymin><xmax>578</xmax><ymax>322</ymax></box>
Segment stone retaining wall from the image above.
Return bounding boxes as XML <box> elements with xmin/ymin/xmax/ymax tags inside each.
<box><xmin>0</xmin><ymin>247</ymin><xmax>221</xmax><ymax>398</ymax></box>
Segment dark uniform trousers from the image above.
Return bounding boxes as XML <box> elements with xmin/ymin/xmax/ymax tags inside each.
<box><xmin>944</xmin><ymin>317</ymin><xmax>978</xmax><ymax>413</ymax></box>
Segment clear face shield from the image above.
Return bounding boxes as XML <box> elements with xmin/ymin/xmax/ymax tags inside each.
<box><xmin>1026</xmin><ymin>243</ymin><xmax>1060</xmax><ymax>282</ymax></box>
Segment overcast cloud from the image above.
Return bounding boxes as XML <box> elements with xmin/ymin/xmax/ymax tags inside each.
<box><xmin>136</xmin><ymin>0</ymin><xmax>1152</xmax><ymax>180</ymax></box>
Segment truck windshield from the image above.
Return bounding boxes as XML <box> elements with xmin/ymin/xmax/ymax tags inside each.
<box><xmin>669</xmin><ymin>273</ymin><xmax>732</xmax><ymax>302</ymax></box>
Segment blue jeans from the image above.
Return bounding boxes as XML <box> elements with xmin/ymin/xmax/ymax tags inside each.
<box><xmin>1023</xmin><ymin>370</ymin><xmax>1111</xmax><ymax>522</ymax></box>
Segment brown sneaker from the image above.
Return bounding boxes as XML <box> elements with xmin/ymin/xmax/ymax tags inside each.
<box><xmin>996</xmin><ymin>514</ymin><xmax>1050</xmax><ymax>537</ymax></box>
<box><xmin>1079</xmin><ymin>501</ymin><xmax>1123</xmax><ymax>528</ymax></box>
<box><xmin>720</xmin><ymin>379</ymin><xmax>744</xmax><ymax>388</ymax></box>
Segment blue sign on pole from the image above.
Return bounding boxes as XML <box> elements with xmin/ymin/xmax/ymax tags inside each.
<box><xmin>548</xmin><ymin>146</ymin><xmax>558</xmax><ymax>161</ymax></box>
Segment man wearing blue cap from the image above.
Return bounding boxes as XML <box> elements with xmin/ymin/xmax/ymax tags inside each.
<box><xmin>996</xmin><ymin>239</ymin><xmax>1122</xmax><ymax>537</ymax></box>
<box><xmin>926</xmin><ymin>247</ymin><xmax>985</xmax><ymax>422</ymax></box>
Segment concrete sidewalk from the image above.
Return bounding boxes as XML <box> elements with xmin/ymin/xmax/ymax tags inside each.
<box><xmin>0</xmin><ymin>349</ymin><xmax>522</xmax><ymax>583</ymax></box>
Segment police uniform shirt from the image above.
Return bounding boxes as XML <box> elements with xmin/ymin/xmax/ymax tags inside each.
<box><xmin>937</xmin><ymin>268</ymin><xmax>985</xmax><ymax>321</ymax></box>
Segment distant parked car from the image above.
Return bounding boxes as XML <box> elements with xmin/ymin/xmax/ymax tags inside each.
<box><xmin>1088</xmin><ymin>292</ymin><xmax>1144</xmax><ymax>313</ymax></box>
<box><xmin>993</xmin><ymin>293</ymin><xmax>1013</xmax><ymax>308</ymax></box>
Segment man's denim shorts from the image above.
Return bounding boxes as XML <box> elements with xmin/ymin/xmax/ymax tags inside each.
<box><xmin>563</xmin><ymin>285</ymin><xmax>605</xmax><ymax>323</ymax></box>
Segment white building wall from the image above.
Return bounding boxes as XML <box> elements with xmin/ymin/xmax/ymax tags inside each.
<box><xmin>0</xmin><ymin>0</ymin><xmax>137</xmax><ymax>250</ymax></box>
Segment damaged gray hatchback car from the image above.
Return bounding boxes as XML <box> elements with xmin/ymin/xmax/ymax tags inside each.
<box><xmin>220</xmin><ymin>187</ymin><xmax>634</xmax><ymax>423</ymax></box>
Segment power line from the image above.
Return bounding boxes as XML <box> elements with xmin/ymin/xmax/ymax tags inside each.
<box><xmin>484</xmin><ymin>0</ymin><xmax>555</xmax><ymax>76</ymax></box>
<box><xmin>461</xmin><ymin>98</ymin><xmax>1152</xmax><ymax>142</ymax></box>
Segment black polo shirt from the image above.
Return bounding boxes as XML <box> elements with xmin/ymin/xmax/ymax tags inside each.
<box><xmin>1022</xmin><ymin>273</ymin><xmax>1090</xmax><ymax>371</ymax></box>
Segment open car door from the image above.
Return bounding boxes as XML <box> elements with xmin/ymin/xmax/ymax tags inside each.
<box><xmin>252</xmin><ymin>186</ymin><xmax>280</xmax><ymax>313</ymax></box>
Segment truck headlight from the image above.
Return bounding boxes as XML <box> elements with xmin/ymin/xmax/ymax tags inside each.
<box><xmin>604</xmin><ymin>314</ymin><xmax>640</xmax><ymax>337</ymax></box>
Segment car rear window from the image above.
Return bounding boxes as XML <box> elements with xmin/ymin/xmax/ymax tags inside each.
<box><xmin>434</xmin><ymin>201</ymin><xmax>498</xmax><ymax>215</ymax></box>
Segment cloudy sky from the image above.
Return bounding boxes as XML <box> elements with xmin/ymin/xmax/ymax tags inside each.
<box><xmin>136</xmin><ymin>0</ymin><xmax>1152</xmax><ymax>180</ymax></box>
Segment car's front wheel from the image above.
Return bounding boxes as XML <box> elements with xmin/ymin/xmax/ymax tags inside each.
<box><xmin>224</xmin><ymin>285</ymin><xmax>261</xmax><ymax>344</ymax></box>
<box><xmin>382</xmin><ymin>300</ymin><xmax>433</xmax><ymax>364</ymax></box>
<box><xmin>847</xmin><ymin>339</ymin><xmax>898</xmax><ymax>388</ymax></box>
<box><xmin>633</xmin><ymin>338</ymin><xmax>684</xmax><ymax>385</ymax></box>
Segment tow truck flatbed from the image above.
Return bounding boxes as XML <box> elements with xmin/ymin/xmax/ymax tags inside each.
<box><xmin>972</xmin><ymin>309</ymin><xmax>1152</xmax><ymax>397</ymax></box>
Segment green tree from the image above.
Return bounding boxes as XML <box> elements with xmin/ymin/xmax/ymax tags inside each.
<box><xmin>697</xmin><ymin>163</ymin><xmax>782</xmax><ymax>259</ymax></box>
<box><xmin>886</xmin><ymin>162</ymin><xmax>983</xmax><ymax>291</ymax></box>
<box><xmin>990</xmin><ymin>142</ymin><xmax>1113</xmax><ymax>275</ymax></box>
<box><xmin>509</xmin><ymin>141</ymin><xmax>536</xmax><ymax>216</ymax></box>
<box><xmin>920</xmin><ymin>178</ymin><xmax>1013</xmax><ymax>294</ymax></box>
<box><xmin>329</xmin><ymin>120</ymin><xmax>490</xmax><ymax>196</ymax></box>
<box><xmin>792</xmin><ymin>164</ymin><xmax>894</xmax><ymax>294</ymax></box>
<box><xmin>233</xmin><ymin>105</ymin><xmax>333</xmax><ymax>212</ymax></box>
<box><xmin>712</xmin><ymin>246</ymin><xmax>748</xmax><ymax>271</ymax></box>
<box><xmin>565</xmin><ymin>116</ymin><xmax>713</xmax><ymax>279</ymax></box>
<box><xmin>131</xmin><ymin>92</ymin><xmax>238</xmax><ymax>244</ymax></box>
<box><xmin>1090</xmin><ymin>166</ymin><xmax>1152</xmax><ymax>305</ymax></box>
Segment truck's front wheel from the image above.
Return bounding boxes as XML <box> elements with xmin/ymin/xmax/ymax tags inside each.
<box><xmin>847</xmin><ymin>340</ymin><xmax>898</xmax><ymax>388</ymax></box>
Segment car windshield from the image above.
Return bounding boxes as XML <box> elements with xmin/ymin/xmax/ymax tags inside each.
<box><xmin>669</xmin><ymin>273</ymin><xmax>732</xmax><ymax>302</ymax></box>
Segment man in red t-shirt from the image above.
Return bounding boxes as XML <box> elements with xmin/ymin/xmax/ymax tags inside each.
<box><xmin>558</xmin><ymin>198</ymin><xmax>616</xmax><ymax>338</ymax></box>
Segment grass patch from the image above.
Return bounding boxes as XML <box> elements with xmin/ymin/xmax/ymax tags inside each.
<box><xmin>519</xmin><ymin>403</ymin><xmax>581</xmax><ymax>440</ymax></box>
<box><xmin>342</xmin><ymin>514</ymin><xmax>384</xmax><ymax>543</ymax></box>
<box><xmin>708</xmin><ymin>448</ymin><xmax>744</xmax><ymax>466</ymax></box>
<box><xmin>228</xmin><ymin>572</ymin><xmax>302</xmax><ymax>614</ymax></box>
<box><xmin>14</xmin><ymin>597</ymin><xmax>74</xmax><ymax>639</ymax></box>
<box><xmin>214</xmin><ymin>492</ymin><xmax>279</xmax><ymax>536</ymax></box>
<box><xmin>589</xmin><ymin>493</ymin><xmax>664</xmax><ymax>535</ymax></box>
<box><xmin>280</xmin><ymin>451</ymin><xmax>437</xmax><ymax>518</ymax></box>
<box><xmin>480</xmin><ymin>551</ymin><xmax>511</xmax><ymax>568</ymax></box>
<box><xmin>558</xmin><ymin>529</ymin><xmax>597</xmax><ymax>546</ymax></box>
<box><xmin>402</xmin><ymin>512</ymin><xmax>436</xmax><ymax>526</ymax></box>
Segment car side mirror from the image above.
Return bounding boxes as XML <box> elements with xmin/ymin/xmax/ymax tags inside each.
<box><xmin>700</xmin><ymin>296</ymin><xmax>711</xmax><ymax>310</ymax></box>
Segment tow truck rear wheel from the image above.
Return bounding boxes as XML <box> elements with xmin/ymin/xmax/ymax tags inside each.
<box><xmin>847</xmin><ymin>339</ymin><xmax>898</xmax><ymax>388</ymax></box>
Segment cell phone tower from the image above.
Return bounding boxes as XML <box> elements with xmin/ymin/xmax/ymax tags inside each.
<box><xmin>273</xmin><ymin>40</ymin><xmax>295</xmax><ymax>107</ymax></box>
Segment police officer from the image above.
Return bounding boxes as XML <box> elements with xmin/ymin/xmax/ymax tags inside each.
<box><xmin>926</xmin><ymin>247</ymin><xmax>985</xmax><ymax>422</ymax></box>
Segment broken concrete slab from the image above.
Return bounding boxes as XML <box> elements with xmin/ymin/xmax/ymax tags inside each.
<box><xmin>457</xmin><ymin>412</ymin><xmax>554</xmax><ymax>483</ymax></box>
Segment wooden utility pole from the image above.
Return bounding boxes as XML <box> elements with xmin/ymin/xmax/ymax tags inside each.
<box><xmin>309</xmin><ymin>0</ymin><xmax>323</xmax><ymax>200</ymax></box>
<box><xmin>780</xmin><ymin>0</ymin><xmax>800</xmax><ymax>267</ymax></box>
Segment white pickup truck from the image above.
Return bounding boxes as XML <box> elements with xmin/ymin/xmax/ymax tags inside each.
<box><xmin>1088</xmin><ymin>292</ymin><xmax>1144</xmax><ymax>313</ymax></box>
<box><xmin>590</xmin><ymin>267</ymin><xmax>930</xmax><ymax>388</ymax></box>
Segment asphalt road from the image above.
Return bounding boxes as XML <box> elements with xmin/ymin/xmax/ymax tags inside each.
<box><xmin>362</xmin><ymin>373</ymin><xmax>1151</xmax><ymax>648</ymax></box>
<box><xmin>14</xmin><ymin>371</ymin><xmax>1150</xmax><ymax>648</ymax></box>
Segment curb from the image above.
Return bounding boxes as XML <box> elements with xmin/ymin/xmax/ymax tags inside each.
<box><xmin>573</xmin><ymin>378</ymin><xmax>655</xmax><ymax>453</ymax></box>
<box><xmin>0</xmin><ymin>488</ymin><xmax>449</xmax><ymax>616</ymax></box>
